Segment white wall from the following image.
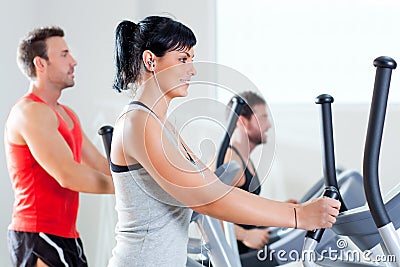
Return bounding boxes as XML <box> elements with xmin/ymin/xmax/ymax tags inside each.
<box><xmin>215</xmin><ymin>0</ymin><xmax>400</xmax><ymax>202</ymax></box>
<box><xmin>0</xmin><ymin>1</ymin><xmax>216</xmax><ymax>266</ymax></box>
<box><xmin>217</xmin><ymin>0</ymin><xmax>400</xmax><ymax>104</ymax></box>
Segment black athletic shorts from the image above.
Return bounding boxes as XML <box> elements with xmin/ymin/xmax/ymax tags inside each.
<box><xmin>7</xmin><ymin>230</ymin><xmax>88</xmax><ymax>267</ymax></box>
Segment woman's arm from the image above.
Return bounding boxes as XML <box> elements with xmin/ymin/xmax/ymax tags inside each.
<box><xmin>118</xmin><ymin>112</ymin><xmax>340</xmax><ymax>230</ymax></box>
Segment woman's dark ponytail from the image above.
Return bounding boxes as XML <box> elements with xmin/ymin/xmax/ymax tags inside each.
<box><xmin>113</xmin><ymin>16</ymin><xmax>196</xmax><ymax>93</ymax></box>
<box><xmin>113</xmin><ymin>20</ymin><xmax>141</xmax><ymax>92</ymax></box>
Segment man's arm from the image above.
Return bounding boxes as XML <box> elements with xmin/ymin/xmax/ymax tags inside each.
<box><xmin>13</xmin><ymin>101</ymin><xmax>114</xmax><ymax>194</ymax></box>
<box><xmin>80</xmin><ymin>132</ymin><xmax>111</xmax><ymax>176</ymax></box>
<box><xmin>234</xmin><ymin>224</ymin><xmax>270</xmax><ymax>250</ymax></box>
<box><xmin>223</xmin><ymin>147</ymin><xmax>246</xmax><ymax>187</ymax></box>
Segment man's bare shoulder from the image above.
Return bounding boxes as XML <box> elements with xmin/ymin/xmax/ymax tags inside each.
<box><xmin>7</xmin><ymin>98</ymin><xmax>59</xmax><ymax>137</ymax></box>
<box><xmin>6</xmin><ymin>98</ymin><xmax>57</xmax><ymax>144</ymax></box>
<box><xmin>9</xmin><ymin>98</ymin><xmax>54</xmax><ymax>122</ymax></box>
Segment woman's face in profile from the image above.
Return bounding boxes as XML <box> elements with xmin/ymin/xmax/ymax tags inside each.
<box><xmin>153</xmin><ymin>47</ymin><xmax>196</xmax><ymax>98</ymax></box>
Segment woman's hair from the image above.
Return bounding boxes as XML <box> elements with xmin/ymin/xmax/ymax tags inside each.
<box><xmin>113</xmin><ymin>16</ymin><xmax>197</xmax><ymax>92</ymax></box>
<box><xmin>17</xmin><ymin>26</ymin><xmax>64</xmax><ymax>79</ymax></box>
<box><xmin>227</xmin><ymin>91</ymin><xmax>266</xmax><ymax>120</ymax></box>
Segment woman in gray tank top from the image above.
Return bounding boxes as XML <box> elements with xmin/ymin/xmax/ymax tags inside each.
<box><xmin>108</xmin><ymin>16</ymin><xmax>341</xmax><ymax>266</ymax></box>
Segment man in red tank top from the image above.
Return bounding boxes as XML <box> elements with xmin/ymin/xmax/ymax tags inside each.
<box><xmin>4</xmin><ymin>26</ymin><xmax>114</xmax><ymax>267</ymax></box>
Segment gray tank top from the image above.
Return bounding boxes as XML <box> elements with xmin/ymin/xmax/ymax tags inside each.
<box><xmin>107</xmin><ymin>102</ymin><xmax>195</xmax><ymax>267</ymax></box>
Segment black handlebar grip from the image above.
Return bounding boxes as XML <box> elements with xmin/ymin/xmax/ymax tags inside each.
<box><xmin>315</xmin><ymin>94</ymin><xmax>347</xmax><ymax>212</ymax></box>
<box><xmin>305</xmin><ymin>186</ymin><xmax>340</xmax><ymax>242</ymax></box>
<box><xmin>373</xmin><ymin>56</ymin><xmax>397</xmax><ymax>69</ymax></box>
<box><xmin>315</xmin><ymin>94</ymin><xmax>334</xmax><ymax>105</ymax></box>
<box><xmin>216</xmin><ymin>96</ymin><xmax>246</xmax><ymax>168</ymax></box>
<box><xmin>363</xmin><ymin>56</ymin><xmax>397</xmax><ymax>228</ymax></box>
<box><xmin>98</xmin><ymin>125</ymin><xmax>114</xmax><ymax>163</ymax></box>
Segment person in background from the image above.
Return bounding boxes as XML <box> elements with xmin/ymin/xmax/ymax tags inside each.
<box><xmin>5</xmin><ymin>26</ymin><xmax>114</xmax><ymax>267</ymax></box>
<box><xmin>225</xmin><ymin>91</ymin><xmax>297</xmax><ymax>266</ymax></box>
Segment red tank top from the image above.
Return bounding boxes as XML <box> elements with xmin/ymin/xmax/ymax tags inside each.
<box><xmin>5</xmin><ymin>93</ymin><xmax>83</xmax><ymax>238</ymax></box>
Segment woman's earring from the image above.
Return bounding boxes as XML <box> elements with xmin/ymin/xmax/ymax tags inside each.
<box><xmin>148</xmin><ymin>61</ymin><xmax>155</xmax><ymax>71</ymax></box>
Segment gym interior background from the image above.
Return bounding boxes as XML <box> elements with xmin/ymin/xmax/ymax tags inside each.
<box><xmin>1</xmin><ymin>0</ymin><xmax>400</xmax><ymax>266</ymax></box>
